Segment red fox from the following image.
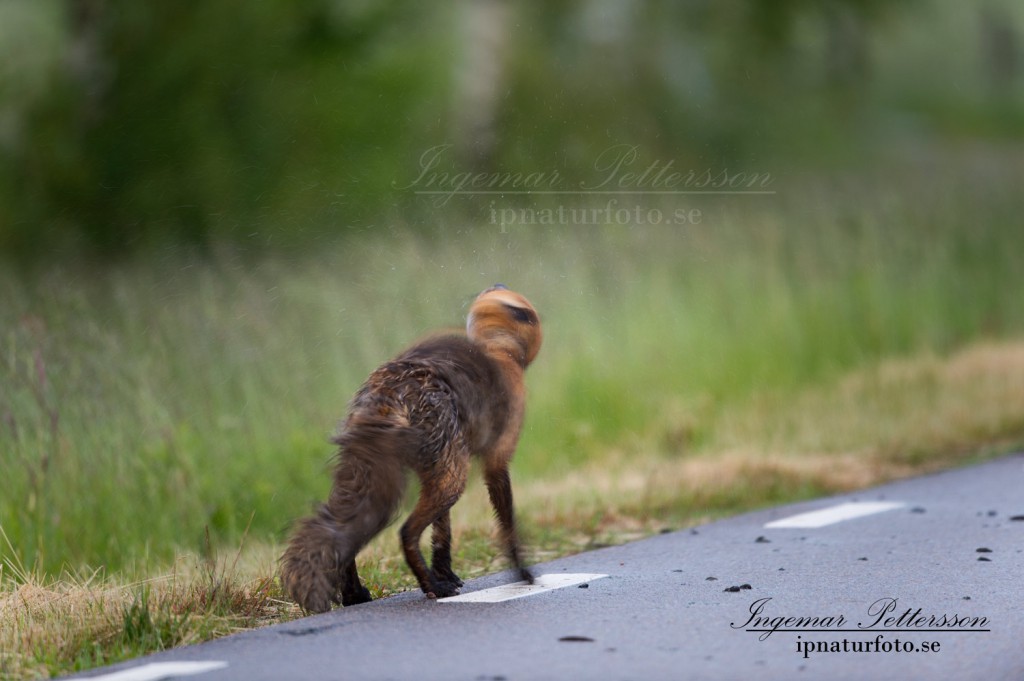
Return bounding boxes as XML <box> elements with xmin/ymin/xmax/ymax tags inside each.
<box><xmin>280</xmin><ymin>285</ymin><xmax>542</xmax><ymax>613</ymax></box>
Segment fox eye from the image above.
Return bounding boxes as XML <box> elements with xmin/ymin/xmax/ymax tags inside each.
<box><xmin>504</xmin><ymin>304</ymin><xmax>537</xmax><ymax>325</ymax></box>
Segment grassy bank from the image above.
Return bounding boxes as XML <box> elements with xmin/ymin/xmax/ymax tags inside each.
<box><xmin>4</xmin><ymin>338</ymin><xmax>1024</xmax><ymax>679</ymax></box>
<box><xmin>2</xmin><ymin>146</ymin><xmax>1024</xmax><ymax>677</ymax></box>
<box><xmin>3</xmin><ymin>146</ymin><xmax>1023</xmax><ymax>573</ymax></box>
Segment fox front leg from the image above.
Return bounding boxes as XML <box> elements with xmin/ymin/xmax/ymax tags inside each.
<box><xmin>484</xmin><ymin>462</ymin><xmax>533</xmax><ymax>584</ymax></box>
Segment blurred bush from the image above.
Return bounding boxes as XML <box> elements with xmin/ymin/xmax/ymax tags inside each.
<box><xmin>0</xmin><ymin>0</ymin><xmax>1021</xmax><ymax>258</ymax></box>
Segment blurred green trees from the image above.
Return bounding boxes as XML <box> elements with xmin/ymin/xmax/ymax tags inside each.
<box><xmin>0</xmin><ymin>0</ymin><xmax>449</xmax><ymax>255</ymax></box>
<box><xmin>0</xmin><ymin>0</ymin><xmax>1021</xmax><ymax>257</ymax></box>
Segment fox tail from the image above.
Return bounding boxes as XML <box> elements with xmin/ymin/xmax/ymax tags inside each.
<box><xmin>279</xmin><ymin>421</ymin><xmax>410</xmax><ymax>613</ymax></box>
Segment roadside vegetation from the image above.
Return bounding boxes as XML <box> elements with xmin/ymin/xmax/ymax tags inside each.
<box><xmin>3</xmin><ymin>149</ymin><xmax>1024</xmax><ymax>679</ymax></box>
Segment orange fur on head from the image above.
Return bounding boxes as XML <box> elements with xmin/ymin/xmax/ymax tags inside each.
<box><xmin>467</xmin><ymin>284</ymin><xmax>542</xmax><ymax>367</ymax></box>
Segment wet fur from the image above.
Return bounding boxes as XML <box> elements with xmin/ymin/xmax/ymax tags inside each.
<box><xmin>279</xmin><ymin>286</ymin><xmax>542</xmax><ymax>613</ymax></box>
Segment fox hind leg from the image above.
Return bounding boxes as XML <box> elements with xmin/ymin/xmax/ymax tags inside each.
<box><xmin>339</xmin><ymin>559</ymin><xmax>372</xmax><ymax>606</ymax></box>
<box><xmin>431</xmin><ymin>510</ymin><xmax>463</xmax><ymax>590</ymax></box>
<box><xmin>400</xmin><ymin>457</ymin><xmax>469</xmax><ymax>599</ymax></box>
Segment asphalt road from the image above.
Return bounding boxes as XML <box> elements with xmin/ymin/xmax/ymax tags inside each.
<box><xmin>71</xmin><ymin>453</ymin><xmax>1024</xmax><ymax>681</ymax></box>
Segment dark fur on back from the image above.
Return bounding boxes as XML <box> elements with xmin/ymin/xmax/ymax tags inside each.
<box><xmin>360</xmin><ymin>335</ymin><xmax>511</xmax><ymax>462</ymax></box>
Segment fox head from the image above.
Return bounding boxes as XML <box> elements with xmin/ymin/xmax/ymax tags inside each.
<box><xmin>467</xmin><ymin>284</ymin><xmax>542</xmax><ymax>368</ymax></box>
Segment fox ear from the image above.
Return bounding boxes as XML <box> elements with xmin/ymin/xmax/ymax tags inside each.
<box><xmin>503</xmin><ymin>304</ymin><xmax>537</xmax><ymax>325</ymax></box>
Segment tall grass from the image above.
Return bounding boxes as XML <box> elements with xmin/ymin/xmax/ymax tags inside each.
<box><xmin>2</xmin><ymin>147</ymin><xmax>1023</xmax><ymax>576</ymax></box>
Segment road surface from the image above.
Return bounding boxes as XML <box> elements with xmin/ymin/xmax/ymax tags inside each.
<box><xmin>70</xmin><ymin>453</ymin><xmax>1024</xmax><ymax>681</ymax></box>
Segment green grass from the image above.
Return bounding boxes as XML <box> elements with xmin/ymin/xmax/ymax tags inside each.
<box><xmin>2</xmin><ymin>146</ymin><xmax>1023</xmax><ymax>580</ymax></box>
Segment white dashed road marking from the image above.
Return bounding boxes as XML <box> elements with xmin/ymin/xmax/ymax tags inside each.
<box><xmin>85</xmin><ymin>661</ymin><xmax>227</xmax><ymax>681</ymax></box>
<box><xmin>439</xmin><ymin>573</ymin><xmax>608</xmax><ymax>603</ymax></box>
<box><xmin>764</xmin><ymin>501</ymin><xmax>906</xmax><ymax>529</ymax></box>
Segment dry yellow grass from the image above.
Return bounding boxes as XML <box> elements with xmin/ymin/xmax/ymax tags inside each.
<box><xmin>503</xmin><ymin>339</ymin><xmax>1024</xmax><ymax>536</ymax></box>
<box><xmin>1</xmin><ymin>566</ymin><xmax>118</xmax><ymax>680</ymax></box>
<box><xmin>716</xmin><ymin>341</ymin><xmax>1024</xmax><ymax>458</ymax></box>
<box><xmin>0</xmin><ymin>542</ymin><xmax>297</xmax><ymax>681</ymax></box>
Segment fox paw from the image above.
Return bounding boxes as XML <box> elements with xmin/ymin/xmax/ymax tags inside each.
<box><xmin>341</xmin><ymin>585</ymin><xmax>372</xmax><ymax>607</ymax></box>
<box><xmin>433</xmin><ymin>568</ymin><xmax>464</xmax><ymax>588</ymax></box>
<box><xmin>518</xmin><ymin>567</ymin><xmax>535</xmax><ymax>584</ymax></box>
<box><xmin>425</xmin><ymin>579</ymin><xmax>461</xmax><ymax>599</ymax></box>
